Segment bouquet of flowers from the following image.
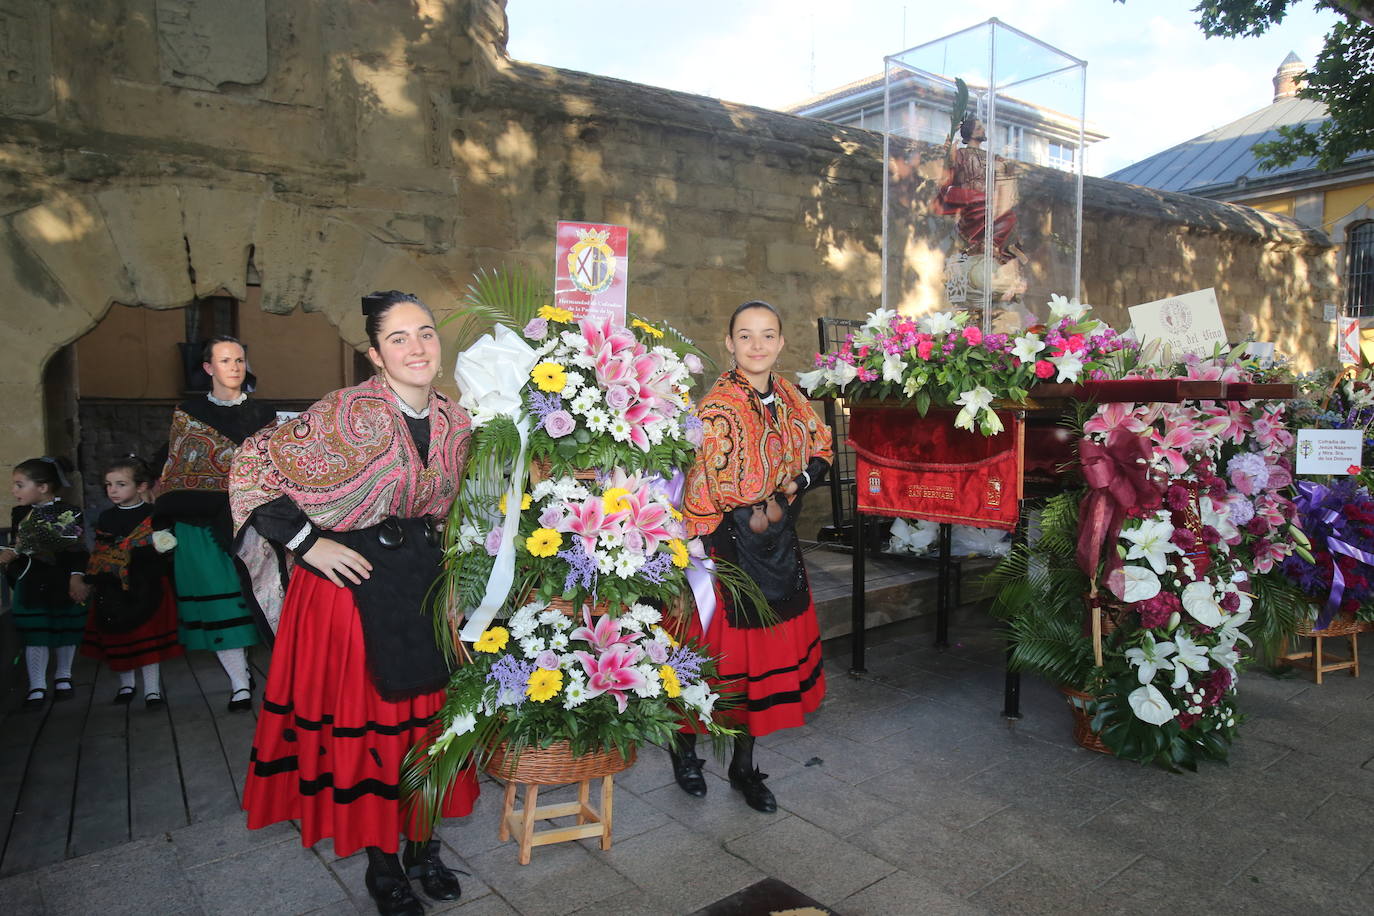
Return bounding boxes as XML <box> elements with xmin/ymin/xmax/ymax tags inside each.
<box><xmin>1280</xmin><ymin>477</ymin><xmax>1374</xmax><ymax>627</ymax></box>
<box><xmin>14</xmin><ymin>504</ymin><xmax>84</xmax><ymax>564</ymax></box>
<box><xmin>520</xmin><ymin>306</ymin><xmax>704</xmax><ymax>477</ymax></box>
<box><xmin>797</xmin><ymin>295</ymin><xmax>1138</xmax><ymax>435</ymax></box>
<box><xmin>403</xmin><ymin>599</ymin><xmax>734</xmax><ymax>829</ymax></box>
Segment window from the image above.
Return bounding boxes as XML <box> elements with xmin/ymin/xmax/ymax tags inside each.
<box><xmin>998</xmin><ymin>123</ymin><xmax>1023</xmax><ymax>160</ymax></box>
<box><xmin>1048</xmin><ymin>141</ymin><xmax>1076</xmax><ymax>171</ymax></box>
<box><xmin>1349</xmin><ymin>222</ymin><xmax>1374</xmax><ymax>317</ymax></box>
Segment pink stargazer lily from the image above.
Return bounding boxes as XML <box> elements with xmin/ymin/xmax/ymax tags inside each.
<box><xmin>1083</xmin><ymin>402</ymin><xmax>1147</xmax><ymax>438</ymax></box>
<box><xmin>557</xmin><ymin>497</ymin><xmax>627</xmax><ymax>555</ymax></box>
<box><xmin>574</xmin><ymin>643</ymin><xmax>646</xmax><ymax>713</ymax></box>
<box><xmin>1150</xmin><ymin>424</ymin><xmax>1198</xmax><ymax>476</ymax></box>
<box><xmin>614</xmin><ymin>487</ymin><xmax>673</xmax><ymax>555</ymax></box>
<box><xmin>570</xmin><ymin>609</ymin><xmax>637</xmax><ymax>651</ymax></box>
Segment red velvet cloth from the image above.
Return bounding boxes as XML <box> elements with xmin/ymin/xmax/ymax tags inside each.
<box><xmin>848</xmin><ymin>407</ymin><xmax>1023</xmax><ymax>531</ymax></box>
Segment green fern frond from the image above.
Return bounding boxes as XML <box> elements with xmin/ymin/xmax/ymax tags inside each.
<box><xmin>441</xmin><ymin>267</ymin><xmax>552</xmax><ymax>351</ymax></box>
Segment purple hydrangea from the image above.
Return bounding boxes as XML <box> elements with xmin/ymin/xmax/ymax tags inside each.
<box><xmin>1227</xmin><ymin>496</ymin><xmax>1256</xmax><ymax>527</ymax></box>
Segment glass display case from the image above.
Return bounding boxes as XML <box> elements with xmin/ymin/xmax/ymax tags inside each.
<box><xmin>882</xmin><ymin>19</ymin><xmax>1086</xmax><ymax>333</ymax></box>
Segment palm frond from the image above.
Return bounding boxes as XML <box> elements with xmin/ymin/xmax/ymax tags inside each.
<box><xmin>1247</xmin><ymin>573</ymin><xmax>1308</xmax><ymax>662</ymax></box>
<box><xmin>441</xmin><ymin>267</ymin><xmax>552</xmax><ymax>351</ymax></box>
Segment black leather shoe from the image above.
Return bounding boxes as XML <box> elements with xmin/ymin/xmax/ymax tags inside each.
<box><xmin>364</xmin><ymin>863</ymin><xmax>423</xmax><ymax>916</ymax></box>
<box><xmin>729</xmin><ymin>766</ymin><xmax>777</xmax><ymax>813</ymax></box>
<box><xmin>53</xmin><ymin>678</ymin><xmax>74</xmax><ymax>701</ymax></box>
<box><xmin>114</xmin><ymin>686</ymin><xmax>136</xmax><ymax>705</ymax></box>
<box><xmin>144</xmin><ymin>692</ymin><xmax>166</xmax><ymax>710</ymax></box>
<box><xmin>402</xmin><ymin>839</ymin><xmax>462</xmax><ymax>901</ymax></box>
<box><xmin>669</xmin><ymin>749</ymin><xmax>708</xmax><ymax>797</ymax></box>
<box><xmin>227</xmin><ymin>688</ymin><xmax>252</xmax><ymax>712</ymax></box>
<box><xmin>23</xmin><ymin>688</ymin><xmax>47</xmax><ymax>710</ymax></box>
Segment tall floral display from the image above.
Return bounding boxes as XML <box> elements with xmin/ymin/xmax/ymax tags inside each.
<box><xmin>405</xmin><ymin>290</ymin><xmax>751</xmax><ymax>831</ymax></box>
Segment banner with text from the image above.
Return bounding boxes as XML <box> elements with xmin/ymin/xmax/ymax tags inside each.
<box><xmin>554</xmin><ymin>221</ymin><xmax>629</xmax><ymax>325</ymax></box>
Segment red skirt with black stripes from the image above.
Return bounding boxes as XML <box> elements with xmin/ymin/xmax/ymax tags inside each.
<box><xmin>242</xmin><ymin>569</ymin><xmax>478</xmax><ymax>856</ymax></box>
<box><xmin>683</xmin><ymin>585</ymin><xmax>826</xmax><ymax>738</ymax></box>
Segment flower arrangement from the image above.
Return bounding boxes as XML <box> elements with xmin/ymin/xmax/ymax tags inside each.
<box><xmin>993</xmin><ymin>350</ymin><xmax>1310</xmax><ymax>770</ymax></box>
<box><xmin>518</xmin><ymin>307</ymin><xmax>705</xmax><ymax>477</ymax></box>
<box><xmin>797</xmin><ymin>295</ymin><xmax>1138</xmax><ymax>435</ymax></box>
<box><xmin>403</xmin><ymin>600</ymin><xmax>735</xmax><ymax>829</ymax></box>
<box><xmin>14</xmin><ymin>504</ymin><xmax>84</xmax><ymax>563</ymax></box>
<box><xmin>1280</xmin><ymin>478</ymin><xmax>1374</xmax><ymax>627</ymax></box>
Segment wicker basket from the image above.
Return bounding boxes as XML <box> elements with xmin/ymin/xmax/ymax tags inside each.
<box><xmin>484</xmin><ymin>740</ymin><xmax>637</xmax><ymax>785</ymax></box>
<box><xmin>545</xmin><ymin>595</ymin><xmax>615</xmax><ymax>617</ymax></box>
<box><xmin>1294</xmin><ymin>614</ymin><xmax>1363</xmax><ymax>638</ymax></box>
<box><xmin>1058</xmin><ymin>686</ymin><xmax>1113</xmax><ymax>756</ymax></box>
<box><xmin>529</xmin><ymin>457</ymin><xmax>599</xmax><ymax>485</ymax></box>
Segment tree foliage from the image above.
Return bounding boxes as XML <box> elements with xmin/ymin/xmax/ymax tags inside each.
<box><xmin>1116</xmin><ymin>1</ymin><xmax>1374</xmax><ymax>171</ymax></box>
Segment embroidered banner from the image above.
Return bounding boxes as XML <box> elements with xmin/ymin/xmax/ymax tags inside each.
<box><xmin>848</xmin><ymin>406</ymin><xmax>1023</xmax><ymax>531</ymax></box>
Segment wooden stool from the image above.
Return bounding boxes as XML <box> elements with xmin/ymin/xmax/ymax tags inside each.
<box><xmin>1279</xmin><ymin>620</ymin><xmax>1360</xmax><ymax>685</ymax></box>
<box><xmin>496</xmin><ymin>774</ymin><xmax>616</xmax><ymax>865</ymax></box>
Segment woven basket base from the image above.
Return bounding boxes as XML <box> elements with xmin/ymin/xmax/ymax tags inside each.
<box><xmin>1059</xmin><ymin>687</ymin><xmax>1113</xmax><ymax>756</ymax></box>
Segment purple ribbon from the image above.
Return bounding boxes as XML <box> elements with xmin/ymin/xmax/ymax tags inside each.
<box><xmin>655</xmin><ymin>470</ymin><xmax>718</xmax><ymax>632</ymax></box>
<box><xmin>1295</xmin><ymin>480</ymin><xmax>1374</xmax><ymax>629</ymax></box>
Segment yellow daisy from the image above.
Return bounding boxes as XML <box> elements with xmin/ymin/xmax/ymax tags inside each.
<box><xmin>531</xmin><ymin>361</ymin><xmax>567</xmax><ymax>392</ymax></box>
<box><xmin>602</xmin><ymin>487</ymin><xmax>631</xmax><ymax>514</ymax></box>
<box><xmin>631</xmin><ymin>319</ymin><xmax>664</xmax><ymax>339</ymax></box>
<box><xmin>498</xmin><ymin>491</ymin><xmax>532</xmax><ymax>514</ymax></box>
<box><xmin>474</xmin><ymin>626</ymin><xmax>509</xmax><ymax>654</ymax></box>
<box><xmin>526</xmin><ymin>668</ymin><xmax>564</xmax><ymax>703</ymax></box>
<box><xmin>526</xmin><ymin>527</ymin><xmax>563</xmax><ymax>558</ymax></box>
<box><xmin>668</xmin><ymin>538</ymin><xmax>690</xmax><ymax>569</ymax></box>
<box><xmin>538</xmin><ymin>305</ymin><xmax>575</xmax><ymax>323</ymax></box>
<box><xmin>659</xmin><ymin>665</ymin><xmax>681</xmax><ymax>698</ymax></box>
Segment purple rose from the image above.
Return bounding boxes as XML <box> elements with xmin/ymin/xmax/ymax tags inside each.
<box><xmin>684</xmin><ymin>415</ymin><xmax>704</xmax><ymax>449</ymax></box>
<box><xmin>684</xmin><ymin>353</ymin><xmax>704</xmax><ymax>374</ymax></box>
<box><xmin>535</xmin><ymin>649</ymin><xmax>561</xmax><ymax>670</ymax></box>
<box><xmin>645</xmin><ymin>641</ymin><xmax>668</xmax><ymax>664</ymax></box>
<box><xmin>606</xmin><ymin>384</ymin><xmax>633</xmax><ymax>411</ymax></box>
<box><xmin>539</xmin><ymin>506</ymin><xmax>563</xmax><ymax>529</ymax></box>
<box><xmin>543</xmin><ymin>409</ymin><xmax>576</xmax><ymax>438</ymax></box>
<box><xmin>484</xmin><ymin>528</ymin><xmax>504</xmax><ymax>556</ymax></box>
<box><xmin>523</xmin><ymin>317</ymin><xmax>549</xmax><ymax>341</ymax></box>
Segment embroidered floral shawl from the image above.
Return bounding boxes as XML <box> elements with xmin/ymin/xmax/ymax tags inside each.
<box><xmin>155</xmin><ymin>401</ymin><xmax>275</xmax><ymax>499</ymax></box>
<box><xmin>87</xmin><ymin>514</ymin><xmax>156</xmax><ymax>591</ymax></box>
<box><xmin>683</xmin><ymin>370</ymin><xmax>833</xmax><ymax>537</ymax></box>
<box><xmin>230</xmin><ymin>377</ymin><xmax>471</xmax><ymax>535</ymax></box>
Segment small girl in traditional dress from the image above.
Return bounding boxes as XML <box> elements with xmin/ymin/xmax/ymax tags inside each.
<box><xmin>78</xmin><ymin>455</ymin><xmax>184</xmax><ymax>708</ymax></box>
<box><xmin>1</xmin><ymin>456</ymin><xmax>88</xmax><ymax>709</ymax></box>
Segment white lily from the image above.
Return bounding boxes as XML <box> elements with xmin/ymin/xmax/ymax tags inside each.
<box><xmin>902</xmin><ymin>375</ymin><xmax>923</xmax><ymax>397</ymax></box>
<box><xmin>1050</xmin><ymin>350</ymin><xmax>1085</xmax><ymax>383</ymax></box>
<box><xmin>1199</xmin><ymin>495</ymin><xmax>1239</xmax><ymax>544</ymax></box>
<box><xmin>1128</xmin><ymin>684</ymin><xmax>1175</xmax><ymax>725</ymax></box>
<box><xmin>1173</xmin><ymin>633</ymin><xmax>1211</xmax><ymax>674</ymax></box>
<box><xmin>881</xmin><ymin>353</ymin><xmax>907</xmax><ymax>384</ymax></box>
<box><xmin>1209</xmin><ymin>639</ymin><xmax>1242</xmax><ymax>676</ymax></box>
<box><xmin>1120</xmin><ymin>516</ymin><xmax>1181</xmax><ymax>574</ymax></box>
<box><xmin>1048</xmin><ymin>294</ymin><xmax>1089</xmax><ymax>322</ymax></box>
<box><xmin>920</xmin><ymin>311</ymin><xmax>958</xmax><ymax>335</ymax></box>
<box><xmin>1180</xmin><ymin>580</ymin><xmax>1224</xmax><ymax>626</ymax></box>
<box><xmin>863</xmin><ymin>306</ymin><xmax>898</xmax><ymax>330</ymax></box>
<box><xmin>1124</xmin><ymin>631</ymin><xmax>1177</xmax><ymax>685</ymax></box>
<box><xmin>953</xmin><ymin>386</ymin><xmax>995</xmax><ymax>432</ymax></box>
<box><xmin>828</xmin><ymin>361</ymin><xmax>858</xmax><ymax>388</ymax></box>
<box><xmin>796</xmin><ymin>367</ymin><xmax>827</xmax><ymax>394</ymax></box>
<box><xmin>1011</xmin><ymin>333</ymin><xmax>1045</xmax><ymax>365</ymax></box>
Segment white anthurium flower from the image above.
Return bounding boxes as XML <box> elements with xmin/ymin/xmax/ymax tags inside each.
<box><xmin>828</xmin><ymin>361</ymin><xmax>858</xmax><ymax>388</ymax></box>
<box><xmin>1128</xmin><ymin>684</ymin><xmax>1175</xmax><ymax>726</ymax></box>
<box><xmin>920</xmin><ymin>310</ymin><xmax>958</xmax><ymax>335</ymax></box>
<box><xmin>863</xmin><ymin>306</ymin><xmax>898</xmax><ymax>330</ymax></box>
<box><xmin>1123</xmin><ymin>632</ymin><xmax>1177</xmax><ymax>685</ymax></box>
<box><xmin>1107</xmin><ymin>565</ymin><xmax>1162</xmax><ymax>604</ymax></box>
<box><xmin>1199</xmin><ymin>496</ymin><xmax>1239</xmax><ymax>543</ymax></box>
<box><xmin>1050</xmin><ymin>350</ymin><xmax>1085</xmax><ymax>383</ymax></box>
<box><xmin>881</xmin><ymin>353</ymin><xmax>906</xmax><ymax>384</ymax></box>
<box><xmin>1048</xmin><ymin>294</ymin><xmax>1089</xmax><ymax>322</ymax></box>
<box><xmin>1173</xmin><ymin>633</ymin><xmax>1211</xmax><ymax>674</ymax></box>
<box><xmin>1010</xmin><ymin>333</ymin><xmax>1045</xmax><ymax>365</ymax></box>
<box><xmin>953</xmin><ymin>386</ymin><xmax>995</xmax><ymax>432</ymax></box>
<box><xmin>1120</xmin><ymin>516</ymin><xmax>1181</xmax><ymax>575</ymax></box>
<box><xmin>796</xmin><ymin>367</ymin><xmax>827</xmax><ymax>393</ymax></box>
<box><xmin>1180</xmin><ymin>580</ymin><xmax>1225</xmax><ymax>626</ymax></box>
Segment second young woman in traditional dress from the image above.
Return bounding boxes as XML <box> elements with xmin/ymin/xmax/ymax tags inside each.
<box><xmin>670</xmin><ymin>300</ymin><xmax>833</xmax><ymax>812</ymax></box>
<box><xmin>231</xmin><ymin>291</ymin><xmax>477</xmax><ymax>916</ymax></box>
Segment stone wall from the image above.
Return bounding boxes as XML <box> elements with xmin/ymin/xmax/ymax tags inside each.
<box><xmin>0</xmin><ymin>0</ymin><xmax>1341</xmax><ymax>516</ymax></box>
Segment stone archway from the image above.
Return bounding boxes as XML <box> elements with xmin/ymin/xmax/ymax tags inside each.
<box><xmin>0</xmin><ymin>183</ymin><xmax>457</xmax><ymax>504</ymax></box>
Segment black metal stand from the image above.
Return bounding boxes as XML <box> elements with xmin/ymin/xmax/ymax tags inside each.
<box><xmin>849</xmin><ymin>514</ymin><xmax>867</xmax><ymax>674</ymax></box>
<box><xmin>935</xmin><ymin>523</ymin><xmax>952</xmax><ymax>649</ymax></box>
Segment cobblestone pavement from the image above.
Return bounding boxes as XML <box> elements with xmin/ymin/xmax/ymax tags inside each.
<box><xmin>3</xmin><ymin>607</ymin><xmax>1374</xmax><ymax>915</ymax></box>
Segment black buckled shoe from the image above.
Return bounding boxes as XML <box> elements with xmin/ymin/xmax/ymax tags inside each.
<box><xmin>364</xmin><ymin>863</ymin><xmax>423</xmax><ymax>916</ymax></box>
<box><xmin>53</xmin><ymin>678</ymin><xmax>74</xmax><ymax>701</ymax></box>
<box><xmin>114</xmin><ymin>686</ymin><xmax>136</xmax><ymax>705</ymax></box>
<box><xmin>23</xmin><ymin>688</ymin><xmax>47</xmax><ymax>710</ymax></box>
<box><xmin>402</xmin><ymin>839</ymin><xmax>462</xmax><ymax>901</ymax></box>
<box><xmin>729</xmin><ymin>766</ymin><xmax>777</xmax><ymax>813</ymax></box>
<box><xmin>669</xmin><ymin>749</ymin><xmax>708</xmax><ymax>797</ymax></box>
<box><xmin>227</xmin><ymin>688</ymin><xmax>252</xmax><ymax>712</ymax></box>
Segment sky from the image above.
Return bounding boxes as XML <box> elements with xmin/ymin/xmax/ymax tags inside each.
<box><xmin>505</xmin><ymin>0</ymin><xmax>1342</xmax><ymax>177</ymax></box>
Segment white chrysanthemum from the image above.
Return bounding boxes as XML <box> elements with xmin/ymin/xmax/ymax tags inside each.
<box><xmin>585</xmin><ymin>407</ymin><xmax>611</xmax><ymax>433</ymax></box>
<box><xmin>619</xmin><ymin>615</ymin><xmax>644</xmax><ymax>633</ymax></box>
<box><xmin>613</xmin><ymin>551</ymin><xmax>646</xmax><ymax>578</ymax></box>
<box><xmin>633</xmin><ymin>665</ymin><xmax>662</xmax><ymax>698</ymax></box>
<box><xmin>609</xmin><ymin>417</ymin><xmax>633</xmax><ymax>443</ymax></box>
<box><xmin>596</xmin><ymin>551</ymin><xmax>617</xmax><ymax>575</ymax></box>
<box><xmin>549</xmin><ymin>631</ymin><xmax>570</xmax><ymax>651</ymax></box>
<box><xmin>599</xmin><ymin>531</ymin><xmax>624</xmax><ymax>550</ymax></box>
<box><xmin>531</xmin><ymin>479</ymin><xmax>556</xmax><ymax>501</ymax></box>
<box><xmin>563</xmin><ymin>675</ymin><xmax>590</xmax><ymax>709</ymax></box>
<box><xmin>571</xmin><ymin>389</ymin><xmax>599</xmax><ymax>415</ymax></box>
<box><xmin>519</xmin><ymin>636</ymin><xmax>547</xmax><ymax>657</ymax></box>
<box><xmin>538</xmin><ymin>609</ymin><xmax>566</xmax><ymax>627</ymax></box>
<box><xmin>629</xmin><ymin>603</ymin><xmax>662</xmax><ymax>627</ymax></box>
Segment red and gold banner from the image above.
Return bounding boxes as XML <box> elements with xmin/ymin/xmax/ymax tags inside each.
<box><xmin>848</xmin><ymin>406</ymin><xmax>1023</xmax><ymax>531</ymax></box>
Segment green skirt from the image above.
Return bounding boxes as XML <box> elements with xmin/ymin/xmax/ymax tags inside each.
<box><xmin>11</xmin><ymin>582</ymin><xmax>86</xmax><ymax>647</ymax></box>
<box><xmin>171</xmin><ymin>522</ymin><xmax>260</xmax><ymax>651</ymax></box>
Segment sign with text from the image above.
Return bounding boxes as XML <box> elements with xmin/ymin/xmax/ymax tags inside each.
<box><xmin>1339</xmin><ymin>316</ymin><xmax>1360</xmax><ymax>365</ymax></box>
<box><xmin>554</xmin><ymin>221</ymin><xmax>628</xmax><ymax>325</ymax></box>
<box><xmin>1128</xmin><ymin>288</ymin><xmax>1228</xmax><ymax>363</ymax></box>
<box><xmin>1296</xmin><ymin>429</ymin><xmax>1363</xmax><ymax>476</ymax></box>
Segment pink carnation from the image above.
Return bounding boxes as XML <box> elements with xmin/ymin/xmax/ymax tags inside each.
<box><xmin>962</xmin><ymin>326</ymin><xmax>983</xmax><ymax>346</ymax></box>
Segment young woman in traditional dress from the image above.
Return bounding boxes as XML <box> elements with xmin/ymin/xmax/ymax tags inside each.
<box><xmin>230</xmin><ymin>291</ymin><xmax>478</xmax><ymax>916</ymax></box>
<box><xmin>78</xmin><ymin>455</ymin><xmax>184</xmax><ymax>707</ymax></box>
<box><xmin>669</xmin><ymin>300</ymin><xmax>833</xmax><ymax>812</ymax></box>
<box><xmin>1</xmin><ymin>457</ymin><xmax>88</xmax><ymax>709</ymax></box>
<box><xmin>154</xmin><ymin>337</ymin><xmax>276</xmax><ymax>711</ymax></box>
